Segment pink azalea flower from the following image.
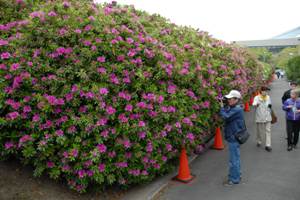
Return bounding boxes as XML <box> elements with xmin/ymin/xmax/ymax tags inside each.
<box><xmin>97</xmin><ymin>144</ymin><xmax>107</xmax><ymax>153</ymax></box>
<box><xmin>99</xmin><ymin>87</ymin><xmax>108</xmax><ymax>95</ymax></box>
<box><xmin>1</xmin><ymin>52</ymin><xmax>11</xmax><ymax>59</ymax></box>
<box><xmin>48</xmin><ymin>11</ymin><xmax>57</xmax><ymax>17</ymax></box>
<box><xmin>10</xmin><ymin>63</ymin><xmax>20</xmax><ymax>71</ymax></box>
<box><xmin>0</xmin><ymin>39</ymin><xmax>8</xmax><ymax>46</ymax></box>
<box><xmin>125</xmin><ymin>104</ymin><xmax>133</xmax><ymax>112</ymax></box>
<box><xmin>138</xmin><ymin>121</ymin><xmax>146</xmax><ymax>127</ymax></box>
<box><xmin>98</xmin><ymin>163</ymin><xmax>105</xmax><ymax>172</ymax></box>
<box><xmin>106</xmin><ymin>106</ymin><xmax>116</xmax><ymax>115</ymax></box>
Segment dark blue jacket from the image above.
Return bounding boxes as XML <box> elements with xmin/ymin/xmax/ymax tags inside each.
<box><xmin>219</xmin><ymin>105</ymin><xmax>245</xmax><ymax>143</ymax></box>
<box><xmin>282</xmin><ymin>98</ymin><xmax>300</xmax><ymax>121</ymax></box>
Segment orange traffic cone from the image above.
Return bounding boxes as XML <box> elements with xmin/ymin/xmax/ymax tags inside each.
<box><xmin>173</xmin><ymin>148</ymin><xmax>195</xmax><ymax>183</ymax></box>
<box><xmin>213</xmin><ymin>127</ymin><xmax>224</xmax><ymax>150</ymax></box>
<box><xmin>244</xmin><ymin>102</ymin><xmax>250</xmax><ymax>112</ymax></box>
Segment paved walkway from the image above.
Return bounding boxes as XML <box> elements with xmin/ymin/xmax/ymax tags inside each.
<box><xmin>157</xmin><ymin>79</ymin><xmax>300</xmax><ymax>200</ymax></box>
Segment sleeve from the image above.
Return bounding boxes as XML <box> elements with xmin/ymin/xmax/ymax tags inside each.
<box><xmin>282</xmin><ymin>90</ymin><xmax>289</xmax><ymax>104</ymax></box>
<box><xmin>219</xmin><ymin>107</ymin><xmax>240</xmax><ymax>122</ymax></box>
<box><xmin>267</xmin><ymin>96</ymin><xmax>272</xmax><ymax>105</ymax></box>
<box><xmin>282</xmin><ymin>100</ymin><xmax>290</xmax><ymax>111</ymax></box>
<box><xmin>252</xmin><ymin>96</ymin><xmax>259</xmax><ymax>106</ymax></box>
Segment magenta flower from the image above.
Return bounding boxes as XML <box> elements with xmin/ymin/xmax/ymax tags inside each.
<box><xmin>0</xmin><ymin>64</ymin><xmax>7</xmax><ymax>69</ymax></box>
<box><xmin>125</xmin><ymin>104</ymin><xmax>133</xmax><ymax>112</ymax></box>
<box><xmin>146</xmin><ymin>142</ymin><xmax>153</xmax><ymax>152</ymax></box>
<box><xmin>10</xmin><ymin>63</ymin><xmax>20</xmax><ymax>71</ymax></box>
<box><xmin>78</xmin><ymin>170</ymin><xmax>86</xmax><ymax>178</ymax></box>
<box><xmin>118</xmin><ymin>114</ymin><xmax>128</xmax><ymax>123</ymax></box>
<box><xmin>96</xmin><ymin>118</ymin><xmax>108</xmax><ymax>126</ymax></box>
<box><xmin>19</xmin><ymin>134</ymin><xmax>32</xmax><ymax>143</ymax></box>
<box><xmin>7</xmin><ymin>111</ymin><xmax>19</xmax><ymax>120</ymax></box>
<box><xmin>99</xmin><ymin>87</ymin><xmax>108</xmax><ymax>95</ymax></box>
<box><xmin>1</xmin><ymin>52</ymin><xmax>11</xmax><ymax>59</ymax></box>
<box><xmin>5</xmin><ymin>141</ymin><xmax>14</xmax><ymax>149</ymax></box>
<box><xmin>167</xmin><ymin>84</ymin><xmax>177</xmax><ymax>94</ymax></box>
<box><xmin>62</xmin><ymin>165</ymin><xmax>71</xmax><ymax>172</ymax></box>
<box><xmin>55</xmin><ymin>130</ymin><xmax>64</xmax><ymax>137</ymax></box>
<box><xmin>23</xmin><ymin>106</ymin><xmax>32</xmax><ymax>113</ymax></box>
<box><xmin>101</xmin><ymin>130</ymin><xmax>109</xmax><ymax>138</ymax></box>
<box><xmin>88</xmin><ymin>16</ymin><xmax>95</xmax><ymax>21</ymax></box>
<box><xmin>157</xmin><ymin>95</ymin><xmax>164</xmax><ymax>104</ymax></box>
<box><xmin>98</xmin><ymin>163</ymin><xmax>106</xmax><ymax>172</ymax></box>
<box><xmin>63</xmin><ymin>1</ymin><xmax>71</xmax><ymax>8</ymax></box>
<box><xmin>0</xmin><ymin>39</ymin><xmax>8</xmax><ymax>46</ymax></box>
<box><xmin>186</xmin><ymin>132</ymin><xmax>195</xmax><ymax>142</ymax></box>
<box><xmin>166</xmin><ymin>144</ymin><xmax>172</xmax><ymax>151</ymax></box>
<box><xmin>110</xmin><ymin>74</ymin><xmax>120</xmax><ymax>84</ymax></box>
<box><xmin>70</xmin><ymin>149</ymin><xmax>78</xmax><ymax>157</ymax></box>
<box><xmin>161</xmin><ymin>106</ymin><xmax>168</xmax><ymax>113</ymax></box>
<box><xmin>48</xmin><ymin>11</ymin><xmax>57</xmax><ymax>17</ymax></box>
<box><xmin>115</xmin><ymin>162</ymin><xmax>128</xmax><ymax>168</ymax></box>
<box><xmin>123</xmin><ymin>140</ymin><xmax>131</xmax><ymax>149</ymax></box>
<box><xmin>136</xmin><ymin>102</ymin><xmax>147</xmax><ymax>109</ymax></box>
<box><xmin>47</xmin><ymin>161</ymin><xmax>55</xmax><ymax>168</ymax></box>
<box><xmin>97</xmin><ymin>144</ymin><xmax>107</xmax><ymax>153</ymax></box>
<box><xmin>67</xmin><ymin>125</ymin><xmax>76</xmax><ymax>134</ymax></box>
<box><xmin>106</xmin><ymin>106</ymin><xmax>116</xmax><ymax>115</ymax></box>
<box><xmin>138</xmin><ymin>121</ymin><xmax>146</xmax><ymax>127</ymax></box>
<box><xmin>74</xmin><ymin>29</ymin><xmax>82</xmax><ymax>34</ymax></box>
<box><xmin>117</xmin><ymin>55</ymin><xmax>125</xmax><ymax>62</ymax></box>
<box><xmin>32</xmin><ymin>114</ymin><xmax>40</xmax><ymax>122</ymax></box>
<box><xmin>138</xmin><ymin>131</ymin><xmax>146</xmax><ymax>139</ymax></box>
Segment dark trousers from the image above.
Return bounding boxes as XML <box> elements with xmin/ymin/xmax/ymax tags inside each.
<box><xmin>287</xmin><ymin>120</ymin><xmax>300</xmax><ymax>146</ymax></box>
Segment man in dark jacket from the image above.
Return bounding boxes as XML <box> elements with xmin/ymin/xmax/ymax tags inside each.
<box><xmin>282</xmin><ymin>82</ymin><xmax>297</xmax><ymax>104</ymax></box>
<box><xmin>219</xmin><ymin>90</ymin><xmax>245</xmax><ymax>186</ymax></box>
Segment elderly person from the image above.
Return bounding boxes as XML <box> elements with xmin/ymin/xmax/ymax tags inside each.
<box><xmin>282</xmin><ymin>90</ymin><xmax>300</xmax><ymax>151</ymax></box>
<box><xmin>252</xmin><ymin>86</ymin><xmax>272</xmax><ymax>152</ymax></box>
<box><xmin>219</xmin><ymin>90</ymin><xmax>245</xmax><ymax>186</ymax></box>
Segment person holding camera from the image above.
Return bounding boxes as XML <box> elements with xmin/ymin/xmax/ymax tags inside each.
<box><xmin>219</xmin><ymin>90</ymin><xmax>245</xmax><ymax>186</ymax></box>
<box><xmin>252</xmin><ymin>86</ymin><xmax>272</xmax><ymax>152</ymax></box>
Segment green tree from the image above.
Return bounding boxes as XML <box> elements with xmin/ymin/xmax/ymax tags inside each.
<box><xmin>273</xmin><ymin>46</ymin><xmax>300</xmax><ymax>69</ymax></box>
<box><xmin>286</xmin><ymin>56</ymin><xmax>300</xmax><ymax>83</ymax></box>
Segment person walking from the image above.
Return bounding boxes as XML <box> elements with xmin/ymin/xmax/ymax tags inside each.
<box><xmin>219</xmin><ymin>90</ymin><xmax>245</xmax><ymax>186</ymax></box>
<box><xmin>252</xmin><ymin>86</ymin><xmax>272</xmax><ymax>152</ymax></box>
<box><xmin>282</xmin><ymin>82</ymin><xmax>298</xmax><ymax>140</ymax></box>
<box><xmin>282</xmin><ymin>90</ymin><xmax>300</xmax><ymax>151</ymax></box>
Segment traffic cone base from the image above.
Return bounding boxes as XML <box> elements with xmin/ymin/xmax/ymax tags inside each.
<box><xmin>213</xmin><ymin>127</ymin><xmax>224</xmax><ymax>150</ymax></box>
<box><xmin>173</xmin><ymin>148</ymin><xmax>195</xmax><ymax>183</ymax></box>
<box><xmin>173</xmin><ymin>174</ymin><xmax>195</xmax><ymax>183</ymax></box>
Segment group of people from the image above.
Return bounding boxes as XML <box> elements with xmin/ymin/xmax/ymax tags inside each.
<box><xmin>218</xmin><ymin>81</ymin><xmax>300</xmax><ymax>186</ymax></box>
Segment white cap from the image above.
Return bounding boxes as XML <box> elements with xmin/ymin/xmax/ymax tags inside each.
<box><xmin>225</xmin><ymin>90</ymin><xmax>241</xmax><ymax>99</ymax></box>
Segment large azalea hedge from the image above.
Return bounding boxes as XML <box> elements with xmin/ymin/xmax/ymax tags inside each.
<box><xmin>0</xmin><ymin>0</ymin><xmax>264</xmax><ymax>192</ymax></box>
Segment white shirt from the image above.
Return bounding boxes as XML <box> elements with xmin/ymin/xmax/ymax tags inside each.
<box><xmin>252</xmin><ymin>95</ymin><xmax>272</xmax><ymax>123</ymax></box>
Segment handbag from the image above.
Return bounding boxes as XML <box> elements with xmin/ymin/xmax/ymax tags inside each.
<box><xmin>235</xmin><ymin>129</ymin><xmax>250</xmax><ymax>144</ymax></box>
<box><xmin>271</xmin><ymin>109</ymin><xmax>277</xmax><ymax>124</ymax></box>
<box><xmin>234</xmin><ymin>121</ymin><xmax>250</xmax><ymax>144</ymax></box>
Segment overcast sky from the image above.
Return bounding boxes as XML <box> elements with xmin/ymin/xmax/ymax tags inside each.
<box><xmin>94</xmin><ymin>0</ymin><xmax>300</xmax><ymax>42</ymax></box>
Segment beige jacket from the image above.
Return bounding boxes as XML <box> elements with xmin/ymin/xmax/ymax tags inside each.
<box><xmin>252</xmin><ymin>95</ymin><xmax>272</xmax><ymax>123</ymax></box>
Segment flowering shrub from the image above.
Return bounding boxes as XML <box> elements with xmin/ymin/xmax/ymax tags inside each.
<box><xmin>0</xmin><ymin>0</ymin><xmax>264</xmax><ymax>192</ymax></box>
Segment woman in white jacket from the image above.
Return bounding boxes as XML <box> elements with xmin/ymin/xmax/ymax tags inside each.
<box><xmin>252</xmin><ymin>86</ymin><xmax>272</xmax><ymax>152</ymax></box>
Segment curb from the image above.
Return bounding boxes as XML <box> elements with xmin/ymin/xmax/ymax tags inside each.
<box><xmin>121</xmin><ymin>137</ymin><xmax>216</xmax><ymax>200</ymax></box>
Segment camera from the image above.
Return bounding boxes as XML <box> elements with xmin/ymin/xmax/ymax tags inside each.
<box><xmin>222</xmin><ymin>97</ymin><xmax>228</xmax><ymax>106</ymax></box>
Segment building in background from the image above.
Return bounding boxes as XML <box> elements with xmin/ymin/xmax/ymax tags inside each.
<box><xmin>233</xmin><ymin>26</ymin><xmax>300</xmax><ymax>53</ymax></box>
